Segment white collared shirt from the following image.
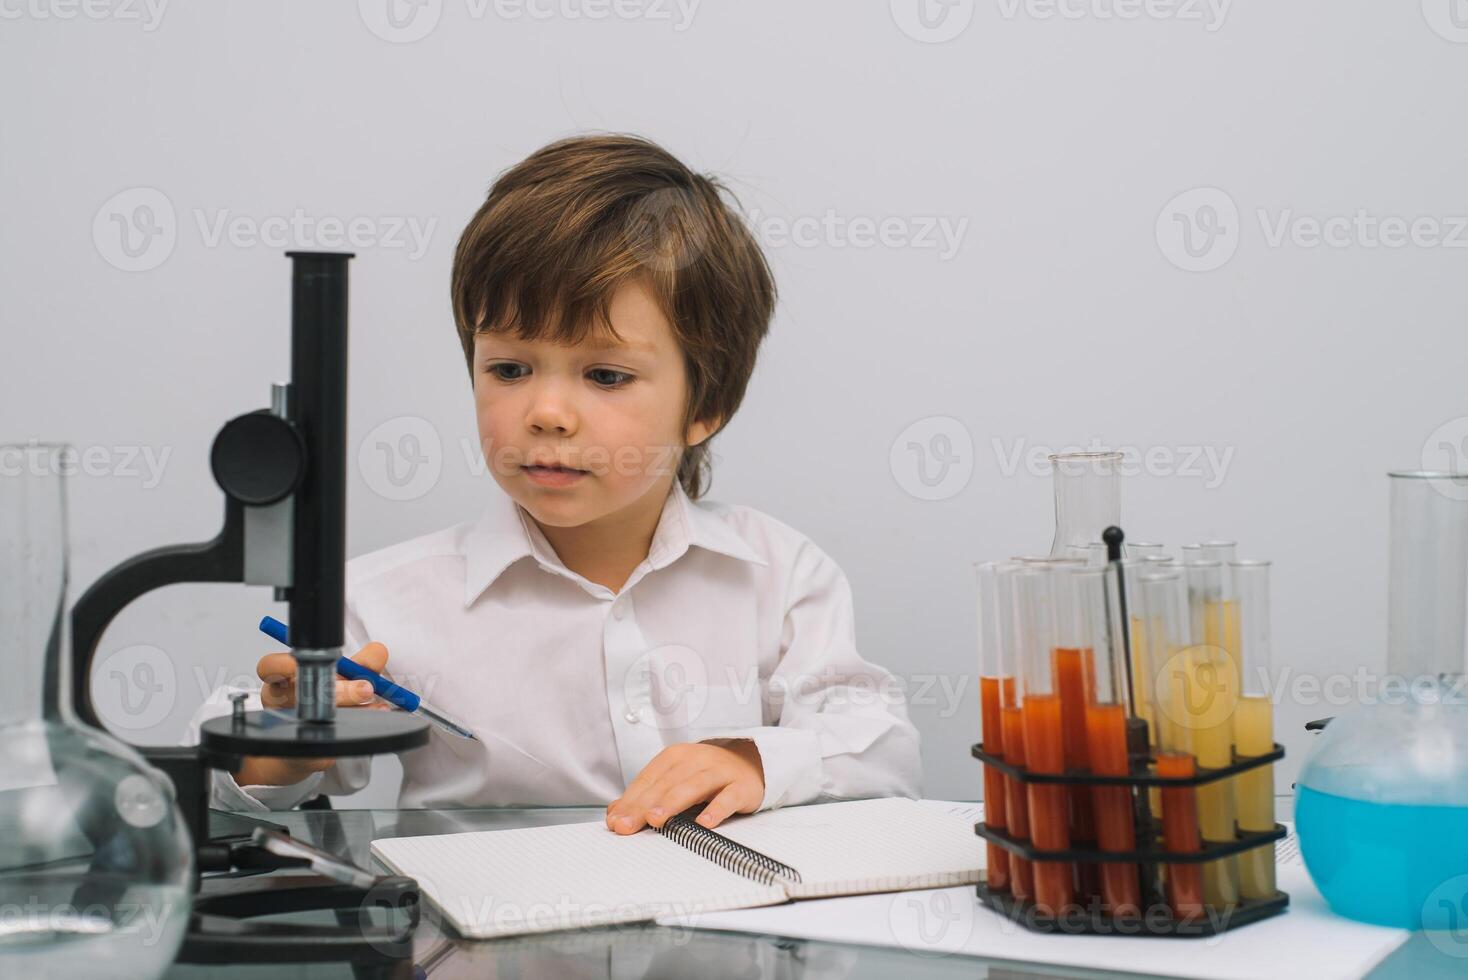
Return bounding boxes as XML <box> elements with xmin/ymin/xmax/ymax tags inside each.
<box><xmin>187</xmin><ymin>482</ymin><xmax>922</xmax><ymax>812</ymax></box>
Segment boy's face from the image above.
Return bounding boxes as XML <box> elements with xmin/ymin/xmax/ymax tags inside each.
<box><xmin>472</xmin><ymin>279</ymin><xmax>717</xmax><ymax>529</ymax></box>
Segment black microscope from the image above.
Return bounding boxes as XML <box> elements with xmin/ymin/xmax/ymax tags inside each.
<box><xmin>71</xmin><ymin>252</ymin><xmax>431</xmax><ymax>971</ymax></box>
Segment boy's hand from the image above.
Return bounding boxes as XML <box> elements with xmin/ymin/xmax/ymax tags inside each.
<box><xmin>256</xmin><ymin>642</ymin><xmax>390</xmax><ymax>714</ymax></box>
<box><xmin>235</xmin><ymin>643</ymin><xmax>391</xmax><ymax>786</ymax></box>
<box><xmin>605</xmin><ymin>739</ymin><xmax>765</xmax><ymax>835</ymax></box>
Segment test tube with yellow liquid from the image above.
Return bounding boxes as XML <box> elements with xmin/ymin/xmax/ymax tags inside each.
<box><xmin>1183</xmin><ymin>560</ymin><xmax>1241</xmax><ymax>908</ymax></box>
<box><xmin>1231</xmin><ymin>559</ymin><xmax>1278</xmax><ymax>900</ymax></box>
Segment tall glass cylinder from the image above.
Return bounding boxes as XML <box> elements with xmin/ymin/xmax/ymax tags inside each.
<box><xmin>0</xmin><ymin>445</ymin><xmax>193</xmax><ymax>978</ymax></box>
<box><xmin>1049</xmin><ymin>452</ymin><xmax>1123</xmax><ymax>558</ymax></box>
<box><xmin>1387</xmin><ymin>472</ymin><xmax>1468</xmax><ymax>684</ymax></box>
<box><xmin>1232</xmin><ymin>559</ymin><xmax>1278</xmax><ymax>899</ymax></box>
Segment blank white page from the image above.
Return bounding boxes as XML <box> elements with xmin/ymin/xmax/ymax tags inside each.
<box><xmin>370</xmin><ymin>819</ymin><xmax>787</xmax><ymax>939</ymax></box>
<box><xmin>710</xmin><ymin>798</ymin><xmax>983</xmax><ymax>899</ymax></box>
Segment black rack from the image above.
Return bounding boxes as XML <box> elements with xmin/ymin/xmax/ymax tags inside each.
<box><xmin>971</xmin><ymin>741</ymin><xmax>1290</xmax><ymax>937</ymax></box>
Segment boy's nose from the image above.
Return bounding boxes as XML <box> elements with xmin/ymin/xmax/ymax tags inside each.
<box><xmin>526</xmin><ymin>389</ymin><xmax>578</xmax><ymax>436</ymax></box>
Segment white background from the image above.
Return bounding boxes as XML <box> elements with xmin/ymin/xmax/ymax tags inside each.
<box><xmin>4</xmin><ymin>1</ymin><xmax>1466</xmax><ymax>806</ymax></box>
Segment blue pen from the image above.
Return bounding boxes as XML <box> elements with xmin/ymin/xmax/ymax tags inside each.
<box><xmin>259</xmin><ymin>615</ymin><xmax>477</xmax><ymax>740</ymax></box>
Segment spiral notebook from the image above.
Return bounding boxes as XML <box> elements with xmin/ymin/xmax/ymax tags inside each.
<box><xmin>368</xmin><ymin>797</ymin><xmax>983</xmax><ymax>940</ymax></box>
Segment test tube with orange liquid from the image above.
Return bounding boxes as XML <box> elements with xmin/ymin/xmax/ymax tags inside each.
<box><xmin>1052</xmin><ymin>565</ymin><xmax>1101</xmax><ymax>904</ymax></box>
<box><xmin>1138</xmin><ymin>568</ymin><xmax>1206</xmax><ymax>921</ymax></box>
<box><xmin>1183</xmin><ymin>560</ymin><xmax>1241</xmax><ymax>909</ymax></box>
<box><xmin>1013</xmin><ymin>565</ymin><xmax>1075</xmax><ymax>916</ymax></box>
<box><xmin>1231</xmin><ymin>559</ymin><xmax>1278</xmax><ymax>900</ymax></box>
<box><xmin>999</xmin><ymin>593</ymin><xmax>1037</xmax><ymax>900</ymax></box>
<box><xmin>1077</xmin><ymin>563</ymin><xmax>1143</xmax><ymax>917</ymax></box>
<box><xmin>975</xmin><ymin>561</ymin><xmax>1012</xmax><ymax>893</ymax></box>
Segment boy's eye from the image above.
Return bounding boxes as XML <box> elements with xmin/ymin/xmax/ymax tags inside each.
<box><xmin>486</xmin><ymin>362</ymin><xmax>528</xmax><ymax>382</ymax></box>
<box><xmin>588</xmin><ymin>368</ymin><xmax>634</xmax><ymax>388</ymax></box>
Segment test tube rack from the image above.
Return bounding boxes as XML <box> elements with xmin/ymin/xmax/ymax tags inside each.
<box><xmin>969</xmin><ymin>740</ymin><xmax>1290</xmax><ymax>937</ymax></box>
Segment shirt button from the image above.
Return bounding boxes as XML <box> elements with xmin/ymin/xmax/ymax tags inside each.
<box><xmin>612</xmin><ymin>601</ymin><xmax>628</xmax><ymax>620</ymax></box>
<box><xmin>622</xmin><ymin>705</ymin><xmax>641</xmax><ymax>724</ymax></box>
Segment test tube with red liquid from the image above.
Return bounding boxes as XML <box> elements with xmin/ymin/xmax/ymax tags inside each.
<box><xmin>1052</xmin><ymin>565</ymin><xmax>1101</xmax><ymax>904</ymax></box>
<box><xmin>975</xmin><ymin>560</ymin><xmax>1012</xmax><ymax>893</ymax></box>
<box><xmin>1077</xmin><ymin>563</ymin><xmax>1143</xmax><ymax>916</ymax></box>
<box><xmin>1014</xmin><ymin>565</ymin><xmax>1075</xmax><ymax>916</ymax></box>
<box><xmin>1139</xmin><ymin>568</ymin><xmax>1206</xmax><ymax>921</ymax></box>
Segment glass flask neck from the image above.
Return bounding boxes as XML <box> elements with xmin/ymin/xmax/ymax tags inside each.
<box><xmin>1</xmin><ymin>445</ymin><xmax>73</xmax><ymax>727</ymax></box>
<box><xmin>1386</xmin><ymin>471</ymin><xmax>1468</xmax><ymax>680</ymax></box>
<box><xmin>1048</xmin><ymin>451</ymin><xmax>1122</xmax><ymax>558</ymax></box>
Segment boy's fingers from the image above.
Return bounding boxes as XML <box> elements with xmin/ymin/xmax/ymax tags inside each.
<box><xmin>607</xmin><ymin>754</ymin><xmax>677</xmax><ymax>829</ymax></box>
<box><xmin>695</xmin><ymin>784</ymin><xmax>748</xmax><ymax>829</ymax></box>
<box><xmin>614</xmin><ymin>769</ymin><xmax>720</xmax><ymax>834</ymax></box>
<box><xmin>641</xmin><ymin>772</ymin><xmax>726</xmax><ymax>830</ymax></box>
<box><xmin>335</xmin><ymin>678</ymin><xmax>377</xmax><ymax>706</ymax></box>
<box><xmin>256</xmin><ymin>652</ymin><xmax>298</xmax><ymax>684</ymax></box>
<box><xmin>610</xmin><ymin>762</ymin><xmax>697</xmax><ymax>830</ymax></box>
<box><xmin>349</xmin><ymin>642</ymin><xmax>389</xmax><ymax>673</ymax></box>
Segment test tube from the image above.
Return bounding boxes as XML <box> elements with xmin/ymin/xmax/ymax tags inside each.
<box><xmin>1231</xmin><ymin>559</ymin><xmax>1277</xmax><ymax>900</ymax></box>
<box><xmin>1125</xmin><ymin>542</ymin><xmax>1166</xmax><ymax>559</ymax></box>
<box><xmin>1182</xmin><ymin>560</ymin><xmax>1240</xmax><ymax>908</ymax></box>
<box><xmin>975</xmin><ymin>561</ymin><xmax>1012</xmax><ymax>893</ymax></box>
<box><xmin>998</xmin><ymin>564</ymin><xmax>1036</xmax><ymax>901</ymax></box>
<box><xmin>1015</xmin><ymin>565</ymin><xmax>1075</xmax><ymax>916</ymax></box>
<box><xmin>1129</xmin><ymin>554</ymin><xmax>1173</xmax><ymax>816</ymax></box>
<box><xmin>1077</xmin><ymin>565</ymin><xmax>1142</xmax><ymax>916</ymax></box>
<box><xmin>1201</xmin><ymin>540</ymin><xmax>1238</xmax><ymax>563</ymax></box>
<box><xmin>1139</xmin><ymin>569</ymin><xmax>1205</xmax><ymax>920</ymax></box>
<box><xmin>1053</xmin><ymin>566</ymin><xmax>1101</xmax><ymax>903</ymax></box>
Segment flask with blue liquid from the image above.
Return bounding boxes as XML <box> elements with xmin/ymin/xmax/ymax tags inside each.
<box><xmin>1296</xmin><ymin>472</ymin><xmax>1468</xmax><ymax>929</ymax></box>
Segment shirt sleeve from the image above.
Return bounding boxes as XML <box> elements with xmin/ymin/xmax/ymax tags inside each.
<box><xmin>699</xmin><ymin>539</ymin><xmax>923</xmax><ymax>811</ymax></box>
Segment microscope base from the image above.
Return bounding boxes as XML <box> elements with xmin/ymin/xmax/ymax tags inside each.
<box><xmin>199</xmin><ymin>707</ymin><xmax>432</xmax><ymax>757</ymax></box>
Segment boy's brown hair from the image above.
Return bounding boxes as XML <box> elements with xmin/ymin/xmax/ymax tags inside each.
<box><xmin>451</xmin><ymin>133</ymin><xmax>776</xmax><ymax>500</ymax></box>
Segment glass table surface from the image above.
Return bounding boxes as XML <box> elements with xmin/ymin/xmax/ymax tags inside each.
<box><xmin>162</xmin><ymin>797</ymin><xmax>1455</xmax><ymax>980</ymax></box>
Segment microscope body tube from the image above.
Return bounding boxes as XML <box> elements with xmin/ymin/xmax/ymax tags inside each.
<box><xmin>286</xmin><ymin>251</ymin><xmax>353</xmax><ymax>723</ymax></box>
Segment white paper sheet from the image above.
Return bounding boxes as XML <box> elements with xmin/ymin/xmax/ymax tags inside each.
<box><xmin>657</xmin><ymin>824</ymin><xmax>1410</xmax><ymax>980</ymax></box>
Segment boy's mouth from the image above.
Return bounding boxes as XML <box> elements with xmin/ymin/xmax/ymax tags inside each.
<box><xmin>522</xmin><ymin>463</ymin><xmax>589</xmax><ymax>487</ymax></box>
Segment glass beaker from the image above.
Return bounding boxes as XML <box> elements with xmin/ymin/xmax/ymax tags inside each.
<box><xmin>1387</xmin><ymin>471</ymin><xmax>1468</xmax><ymax>684</ymax></box>
<box><xmin>1048</xmin><ymin>452</ymin><xmax>1123</xmax><ymax>559</ymax></box>
<box><xmin>0</xmin><ymin>445</ymin><xmax>193</xmax><ymax>978</ymax></box>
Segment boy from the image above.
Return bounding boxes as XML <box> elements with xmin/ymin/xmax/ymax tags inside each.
<box><xmin>188</xmin><ymin>134</ymin><xmax>921</xmax><ymax>833</ymax></box>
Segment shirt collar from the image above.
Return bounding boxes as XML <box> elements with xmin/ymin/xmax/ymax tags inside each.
<box><xmin>461</xmin><ymin>481</ymin><xmax>767</xmax><ymax>607</ymax></box>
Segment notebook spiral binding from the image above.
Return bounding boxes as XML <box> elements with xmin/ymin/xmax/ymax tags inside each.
<box><xmin>657</xmin><ymin>813</ymin><xmax>802</xmax><ymax>887</ymax></box>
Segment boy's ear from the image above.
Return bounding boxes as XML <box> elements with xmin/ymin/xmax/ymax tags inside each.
<box><xmin>686</xmin><ymin>414</ymin><xmax>724</xmax><ymax>449</ymax></box>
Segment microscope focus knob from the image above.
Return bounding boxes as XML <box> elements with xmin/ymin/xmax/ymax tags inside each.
<box><xmin>210</xmin><ymin>411</ymin><xmax>306</xmax><ymax>506</ymax></box>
